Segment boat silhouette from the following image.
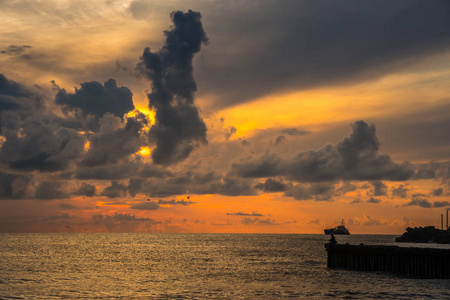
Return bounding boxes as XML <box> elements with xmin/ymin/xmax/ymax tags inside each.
<box><xmin>324</xmin><ymin>219</ymin><xmax>350</xmax><ymax>235</ymax></box>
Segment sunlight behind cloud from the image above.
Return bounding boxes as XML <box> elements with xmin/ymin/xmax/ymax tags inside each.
<box><xmin>219</xmin><ymin>64</ymin><xmax>450</xmax><ymax>139</ymax></box>
<box><xmin>138</xmin><ymin>146</ymin><xmax>151</xmax><ymax>157</ymax></box>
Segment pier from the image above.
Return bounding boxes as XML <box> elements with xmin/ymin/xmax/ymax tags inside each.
<box><xmin>326</xmin><ymin>244</ymin><xmax>450</xmax><ymax>278</ymax></box>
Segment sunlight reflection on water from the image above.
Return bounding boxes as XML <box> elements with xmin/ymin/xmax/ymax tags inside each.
<box><xmin>0</xmin><ymin>233</ymin><xmax>449</xmax><ymax>299</ymax></box>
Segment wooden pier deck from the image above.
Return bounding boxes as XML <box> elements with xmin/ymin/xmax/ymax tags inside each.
<box><xmin>326</xmin><ymin>244</ymin><xmax>450</xmax><ymax>278</ymax></box>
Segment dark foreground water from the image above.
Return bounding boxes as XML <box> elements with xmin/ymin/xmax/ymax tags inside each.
<box><xmin>1</xmin><ymin>234</ymin><xmax>449</xmax><ymax>299</ymax></box>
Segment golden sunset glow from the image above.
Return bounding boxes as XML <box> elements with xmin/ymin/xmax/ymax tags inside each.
<box><xmin>84</xmin><ymin>141</ymin><xmax>90</xmax><ymax>152</ymax></box>
<box><xmin>138</xmin><ymin>146</ymin><xmax>151</xmax><ymax>156</ymax></box>
<box><xmin>0</xmin><ymin>1</ymin><xmax>449</xmax><ymax>235</ymax></box>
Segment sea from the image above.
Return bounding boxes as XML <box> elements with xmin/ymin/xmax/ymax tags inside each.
<box><xmin>1</xmin><ymin>234</ymin><xmax>450</xmax><ymax>299</ymax></box>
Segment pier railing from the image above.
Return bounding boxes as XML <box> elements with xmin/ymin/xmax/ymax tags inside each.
<box><xmin>326</xmin><ymin>244</ymin><xmax>450</xmax><ymax>278</ymax></box>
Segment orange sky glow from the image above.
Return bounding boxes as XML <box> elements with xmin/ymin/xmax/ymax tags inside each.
<box><xmin>0</xmin><ymin>1</ymin><xmax>449</xmax><ymax>234</ymax></box>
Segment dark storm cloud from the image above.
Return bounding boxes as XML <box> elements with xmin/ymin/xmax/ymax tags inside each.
<box><xmin>59</xmin><ymin>203</ymin><xmax>77</xmax><ymax>210</ymax></box>
<box><xmin>433</xmin><ymin>201</ymin><xmax>450</xmax><ymax>208</ymax></box>
<box><xmin>0</xmin><ymin>172</ymin><xmax>28</xmax><ymax>200</ymax></box>
<box><xmin>336</xmin><ymin>182</ymin><xmax>357</xmax><ymax>195</ymax></box>
<box><xmin>0</xmin><ymin>73</ymin><xmax>36</xmax><ymax>126</ymax></box>
<box><xmin>110</xmin><ymin>172</ymin><xmax>250</xmax><ymax>198</ymax></box>
<box><xmin>403</xmin><ymin>194</ymin><xmax>432</xmax><ymax>208</ymax></box>
<box><xmin>190</xmin><ymin>0</ymin><xmax>450</xmax><ymax>108</ymax></box>
<box><xmin>1</xmin><ymin>124</ymin><xmax>85</xmax><ymax>172</ymax></box>
<box><xmin>74</xmin><ymin>182</ymin><xmax>96</xmax><ymax>197</ymax></box>
<box><xmin>376</xmin><ymin>103</ymin><xmax>450</xmax><ymax>163</ymax></box>
<box><xmin>214</xmin><ymin>176</ymin><xmax>256</xmax><ymax>196</ymax></box>
<box><xmin>403</xmin><ymin>195</ymin><xmax>450</xmax><ymax>208</ymax></box>
<box><xmin>35</xmin><ymin>181</ymin><xmax>70</xmax><ymax>200</ymax></box>
<box><xmin>254</xmin><ymin>178</ymin><xmax>286</xmax><ymax>192</ymax></box>
<box><xmin>137</xmin><ymin>10</ymin><xmax>208</xmax><ymax>165</ymax></box>
<box><xmin>432</xmin><ymin>187</ymin><xmax>443</xmax><ymax>197</ymax></box>
<box><xmin>392</xmin><ymin>184</ymin><xmax>408</xmax><ymax>198</ymax></box>
<box><xmin>74</xmin><ymin>161</ymin><xmax>146</xmax><ymax>180</ymax></box>
<box><xmin>129</xmin><ymin>202</ymin><xmax>160</xmax><ymax>210</ymax></box>
<box><xmin>371</xmin><ymin>181</ymin><xmax>387</xmax><ymax>196</ymax></box>
<box><xmin>100</xmin><ymin>181</ymin><xmax>128</xmax><ymax>198</ymax></box>
<box><xmin>55</xmin><ymin>79</ymin><xmax>134</xmax><ymax>121</ymax></box>
<box><xmin>0</xmin><ymin>73</ymin><xmax>33</xmax><ymax>99</ymax></box>
<box><xmin>127</xmin><ymin>178</ymin><xmax>144</xmax><ymax>198</ymax></box>
<box><xmin>413</xmin><ymin>161</ymin><xmax>450</xmax><ymax>180</ymax></box>
<box><xmin>284</xmin><ymin>183</ymin><xmax>336</xmax><ymax>201</ymax></box>
<box><xmin>232</xmin><ymin>121</ymin><xmax>414</xmax><ymax>182</ymax></box>
<box><xmin>81</xmin><ymin>113</ymin><xmax>147</xmax><ymax>167</ymax></box>
<box><xmin>0</xmin><ymin>74</ymin><xmax>86</xmax><ymax>172</ymax></box>
<box><xmin>415</xmin><ymin>163</ymin><xmax>439</xmax><ymax>179</ymax></box>
<box><xmin>138</xmin><ymin>163</ymin><xmax>173</xmax><ymax>178</ymax></box>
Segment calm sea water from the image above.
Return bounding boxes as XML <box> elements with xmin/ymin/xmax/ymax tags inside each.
<box><xmin>1</xmin><ymin>234</ymin><xmax>449</xmax><ymax>299</ymax></box>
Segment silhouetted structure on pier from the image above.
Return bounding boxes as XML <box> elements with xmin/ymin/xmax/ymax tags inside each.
<box><xmin>396</xmin><ymin>226</ymin><xmax>450</xmax><ymax>244</ymax></box>
<box><xmin>326</xmin><ymin>244</ymin><xmax>450</xmax><ymax>278</ymax></box>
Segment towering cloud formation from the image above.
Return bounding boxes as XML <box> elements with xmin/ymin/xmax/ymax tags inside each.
<box><xmin>232</xmin><ymin>121</ymin><xmax>414</xmax><ymax>182</ymax></box>
<box><xmin>137</xmin><ymin>10</ymin><xmax>208</xmax><ymax>165</ymax></box>
<box><xmin>55</xmin><ymin>79</ymin><xmax>135</xmax><ymax>131</ymax></box>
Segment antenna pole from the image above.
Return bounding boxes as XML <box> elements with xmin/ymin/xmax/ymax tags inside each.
<box><xmin>441</xmin><ymin>214</ymin><xmax>444</xmax><ymax>230</ymax></box>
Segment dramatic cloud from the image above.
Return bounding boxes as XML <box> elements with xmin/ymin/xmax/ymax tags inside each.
<box><xmin>336</xmin><ymin>182</ymin><xmax>357</xmax><ymax>195</ymax></box>
<box><xmin>232</xmin><ymin>121</ymin><xmax>414</xmax><ymax>182</ymax></box>
<box><xmin>432</xmin><ymin>187</ymin><xmax>443</xmax><ymax>197</ymax></box>
<box><xmin>0</xmin><ymin>74</ymin><xmax>86</xmax><ymax>172</ymax></box>
<box><xmin>35</xmin><ymin>181</ymin><xmax>70</xmax><ymax>200</ymax></box>
<box><xmin>196</xmin><ymin>1</ymin><xmax>450</xmax><ymax>108</ymax></box>
<box><xmin>100</xmin><ymin>181</ymin><xmax>128</xmax><ymax>198</ymax></box>
<box><xmin>284</xmin><ymin>183</ymin><xmax>335</xmax><ymax>201</ymax></box>
<box><xmin>254</xmin><ymin>178</ymin><xmax>286</xmax><ymax>193</ymax></box>
<box><xmin>0</xmin><ymin>73</ymin><xmax>34</xmax><ymax>112</ymax></box>
<box><xmin>137</xmin><ymin>10</ymin><xmax>208</xmax><ymax>165</ymax></box>
<box><xmin>1</xmin><ymin>125</ymin><xmax>85</xmax><ymax>172</ymax></box>
<box><xmin>392</xmin><ymin>185</ymin><xmax>408</xmax><ymax>198</ymax></box>
<box><xmin>403</xmin><ymin>194</ymin><xmax>432</xmax><ymax>208</ymax></box>
<box><xmin>433</xmin><ymin>201</ymin><xmax>450</xmax><ymax>208</ymax></box>
<box><xmin>81</xmin><ymin>113</ymin><xmax>147</xmax><ymax>167</ymax></box>
<box><xmin>55</xmin><ymin>79</ymin><xmax>134</xmax><ymax>122</ymax></box>
<box><xmin>0</xmin><ymin>171</ymin><xmax>29</xmax><ymax>200</ymax></box>
<box><xmin>371</xmin><ymin>181</ymin><xmax>387</xmax><ymax>196</ymax></box>
<box><xmin>74</xmin><ymin>182</ymin><xmax>96</xmax><ymax>197</ymax></box>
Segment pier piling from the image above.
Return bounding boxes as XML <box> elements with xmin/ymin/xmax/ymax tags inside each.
<box><xmin>326</xmin><ymin>244</ymin><xmax>450</xmax><ymax>278</ymax></box>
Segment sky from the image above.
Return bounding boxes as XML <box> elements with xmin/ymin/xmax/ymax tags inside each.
<box><xmin>0</xmin><ymin>0</ymin><xmax>450</xmax><ymax>233</ymax></box>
